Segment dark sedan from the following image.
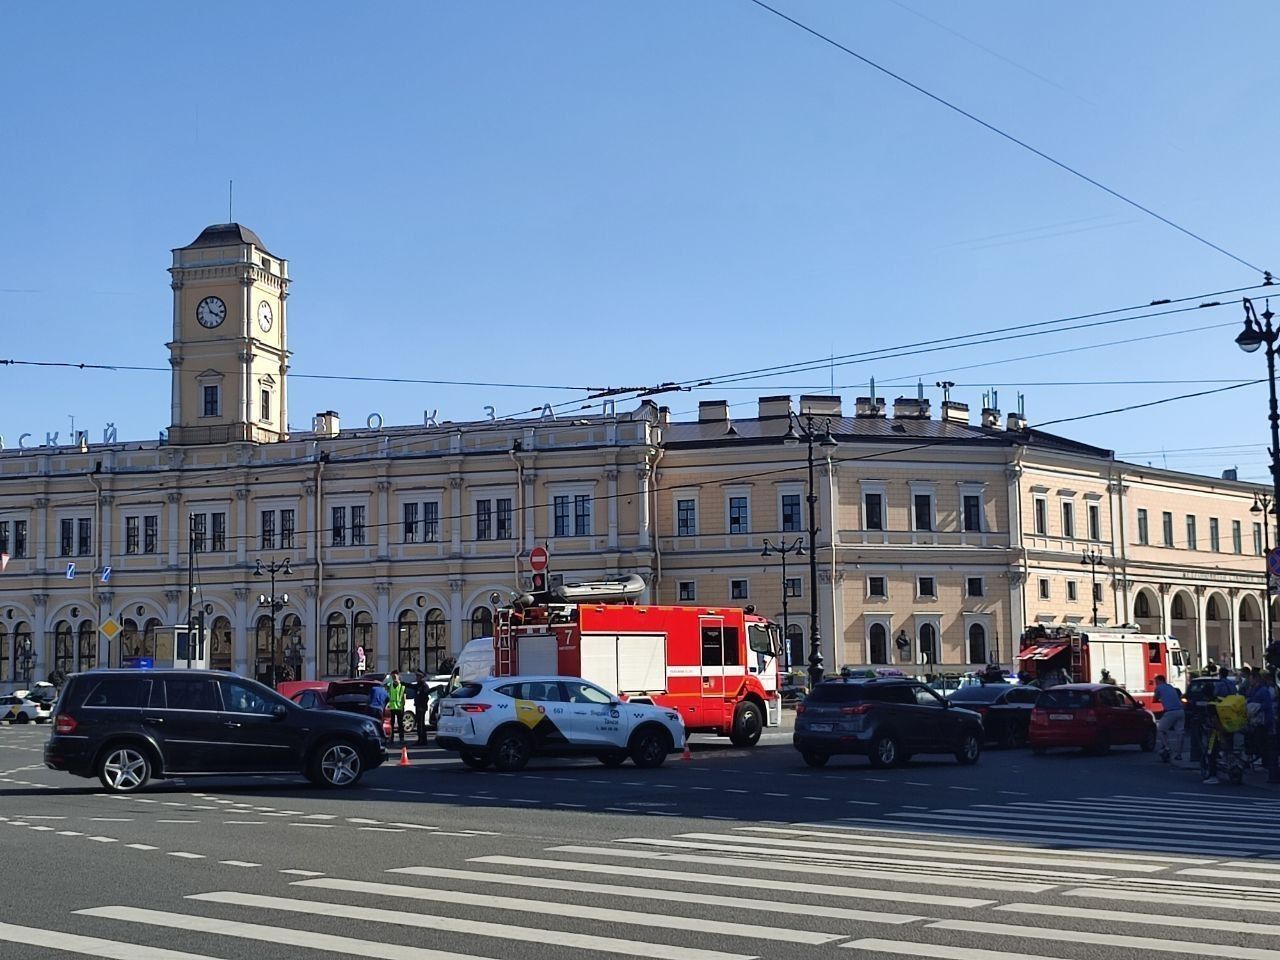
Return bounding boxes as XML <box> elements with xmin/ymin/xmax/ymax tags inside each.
<box><xmin>946</xmin><ymin>684</ymin><xmax>1039</xmax><ymax>748</ymax></box>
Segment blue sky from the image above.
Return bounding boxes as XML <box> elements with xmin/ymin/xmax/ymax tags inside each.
<box><xmin>1</xmin><ymin>1</ymin><xmax>1276</xmax><ymax>480</ymax></box>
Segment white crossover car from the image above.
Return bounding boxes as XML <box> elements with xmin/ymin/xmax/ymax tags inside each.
<box><xmin>435</xmin><ymin>675</ymin><xmax>686</xmax><ymax>771</ymax></box>
<box><xmin>1</xmin><ymin>695</ymin><xmax>46</xmax><ymax>724</ymax></box>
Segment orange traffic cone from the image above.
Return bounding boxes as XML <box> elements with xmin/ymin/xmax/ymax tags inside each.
<box><xmin>398</xmin><ymin>745</ymin><xmax>411</xmax><ymax>767</ymax></box>
<box><xmin>681</xmin><ymin>741</ymin><xmax>692</xmax><ymax>762</ymax></box>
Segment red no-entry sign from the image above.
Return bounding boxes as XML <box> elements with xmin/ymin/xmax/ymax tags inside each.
<box><xmin>529</xmin><ymin>545</ymin><xmax>549</xmax><ymax>572</ymax></box>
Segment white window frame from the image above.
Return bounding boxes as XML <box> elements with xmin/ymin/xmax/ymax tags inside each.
<box><xmin>724</xmin><ymin>486</ymin><xmax>752</xmax><ymax>536</ymax></box>
<box><xmin>729</xmin><ymin>578</ymin><xmax>750</xmax><ymax>601</ymax></box>
<box><xmin>256</xmin><ymin>374</ymin><xmax>276</xmax><ymax>425</ymax></box>
<box><xmin>916</xmin><ymin>575</ymin><xmax>938</xmax><ymax>600</ymax></box>
<box><xmin>1033</xmin><ymin>496</ymin><xmax>1048</xmax><ymax>536</ymax></box>
<box><xmin>866</xmin><ymin>614</ymin><xmax>893</xmax><ymax>664</ymax></box>
<box><xmin>1066</xmin><ymin>580</ymin><xmax>1079</xmax><ymax>602</ymax></box>
<box><xmin>784</xmin><ymin>576</ymin><xmax>803</xmax><ymax>599</ymax></box>
<box><xmin>909</xmin><ymin>482</ymin><xmax>936</xmax><ymax>534</ymax></box>
<box><xmin>1038</xmin><ymin>577</ymin><xmax>1051</xmax><ymax>600</ymax></box>
<box><xmin>1084</xmin><ymin>494</ymin><xmax>1103</xmax><ymax>541</ymax></box>
<box><xmin>860</xmin><ymin>481</ymin><xmax>887</xmax><ymax>533</ymax></box>
<box><xmin>965</xmin><ymin>576</ymin><xmax>985</xmax><ymax>599</ymax></box>
<box><xmin>777</xmin><ymin>482</ymin><xmax>804</xmax><ymax>535</ymax></box>
<box><xmin>471</xmin><ymin>484</ymin><xmax>516</xmax><ymax>542</ymax></box>
<box><xmin>963</xmin><ymin>613</ymin><xmax>993</xmax><ymax>666</ymax></box>
<box><xmin>197</xmin><ymin>369</ymin><xmax>224</xmax><ymax>419</ymax></box>
<box><xmin>914</xmin><ymin>615</ymin><xmax>942</xmax><ymax>666</ymax></box>
<box><xmin>866</xmin><ymin>574</ymin><xmax>888</xmax><ymax>600</ymax></box>
<box><xmin>327</xmin><ymin>494</ymin><xmax>370</xmax><ymax>548</ymax></box>
<box><xmin>677</xmin><ymin>580</ymin><xmax>696</xmax><ymax>602</ymax></box>
<box><xmin>1136</xmin><ymin>508</ymin><xmax>1149</xmax><ymax>546</ymax></box>
<box><xmin>1059</xmin><ymin>497</ymin><xmax>1076</xmax><ymax>540</ymax></box>
<box><xmin>958</xmin><ymin>482</ymin><xmax>986</xmax><ymax>534</ymax></box>
<box><xmin>255</xmin><ymin>496</ymin><xmax>300</xmax><ymax>551</ymax></box>
<box><xmin>671</xmin><ymin>487</ymin><xmax>698</xmax><ymax>538</ymax></box>
<box><xmin>546</xmin><ymin>482</ymin><xmax>597</xmax><ymax>539</ymax></box>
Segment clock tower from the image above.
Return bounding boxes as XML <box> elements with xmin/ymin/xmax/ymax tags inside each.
<box><xmin>167</xmin><ymin>223</ymin><xmax>290</xmax><ymax>445</ymax></box>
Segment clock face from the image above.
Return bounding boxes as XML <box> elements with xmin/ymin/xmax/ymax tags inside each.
<box><xmin>257</xmin><ymin>300</ymin><xmax>274</xmax><ymax>333</ymax></box>
<box><xmin>196</xmin><ymin>296</ymin><xmax>226</xmax><ymax>328</ymax></box>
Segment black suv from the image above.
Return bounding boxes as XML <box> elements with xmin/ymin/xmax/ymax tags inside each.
<box><xmin>44</xmin><ymin>670</ymin><xmax>386</xmax><ymax>793</ymax></box>
<box><xmin>793</xmin><ymin>677</ymin><xmax>984</xmax><ymax>768</ymax></box>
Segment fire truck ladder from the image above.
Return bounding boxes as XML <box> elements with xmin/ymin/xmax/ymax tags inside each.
<box><xmin>1069</xmin><ymin>635</ymin><xmax>1084</xmax><ymax>676</ymax></box>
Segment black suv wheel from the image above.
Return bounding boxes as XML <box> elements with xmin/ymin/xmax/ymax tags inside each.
<box><xmin>310</xmin><ymin>740</ymin><xmax>365</xmax><ymax>788</ymax></box>
<box><xmin>955</xmin><ymin>730</ymin><xmax>981</xmax><ymax>765</ymax></box>
<box><xmin>868</xmin><ymin>733</ymin><xmax>900</xmax><ymax>768</ymax></box>
<box><xmin>97</xmin><ymin>744</ymin><xmax>152</xmax><ymax>793</ymax></box>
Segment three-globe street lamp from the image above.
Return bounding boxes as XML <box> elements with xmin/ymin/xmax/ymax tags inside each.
<box><xmin>784</xmin><ymin>412</ymin><xmax>838</xmax><ymax>689</ymax></box>
<box><xmin>1080</xmin><ymin>548</ymin><xmax>1104</xmax><ymax>627</ymax></box>
<box><xmin>254</xmin><ymin>557</ymin><xmax>292</xmax><ymax>686</ymax></box>
<box><xmin>761</xmin><ymin>536</ymin><xmax>805</xmax><ymax>673</ymax></box>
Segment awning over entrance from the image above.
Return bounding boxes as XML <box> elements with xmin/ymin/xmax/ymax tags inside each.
<box><xmin>1017</xmin><ymin>641</ymin><xmax>1070</xmax><ymax>661</ymax></box>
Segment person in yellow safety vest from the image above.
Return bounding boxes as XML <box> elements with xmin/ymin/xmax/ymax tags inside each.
<box><xmin>386</xmin><ymin>671</ymin><xmax>407</xmax><ymax>746</ymax></box>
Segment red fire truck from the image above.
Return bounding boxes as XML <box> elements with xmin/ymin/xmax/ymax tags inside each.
<box><xmin>492</xmin><ymin>575</ymin><xmax>783</xmax><ymax>746</ymax></box>
<box><xmin>1017</xmin><ymin>624</ymin><xmax>1189</xmax><ymax>709</ymax></box>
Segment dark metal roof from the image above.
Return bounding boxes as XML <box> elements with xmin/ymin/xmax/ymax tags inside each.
<box><xmin>181</xmin><ymin>223</ymin><xmax>270</xmax><ymax>253</ymax></box>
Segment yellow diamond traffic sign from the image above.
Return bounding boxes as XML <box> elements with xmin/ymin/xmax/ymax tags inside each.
<box><xmin>100</xmin><ymin>617</ymin><xmax>121</xmax><ymax>641</ymax></box>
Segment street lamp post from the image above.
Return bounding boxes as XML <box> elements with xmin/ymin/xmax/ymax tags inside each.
<box><xmin>1253</xmin><ymin>494</ymin><xmax>1275</xmax><ymax>654</ymax></box>
<box><xmin>18</xmin><ymin>637</ymin><xmax>34</xmax><ymax>686</ymax></box>
<box><xmin>784</xmin><ymin>412</ymin><xmax>838</xmax><ymax>689</ymax></box>
<box><xmin>1080</xmin><ymin>548</ymin><xmax>1104</xmax><ymax>627</ymax></box>
<box><xmin>254</xmin><ymin>558</ymin><xmax>292</xmax><ymax>687</ymax></box>
<box><xmin>761</xmin><ymin>536</ymin><xmax>805</xmax><ymax>673</ymax></box>
<box><xmin>1236</xmin><ymin>298</ymin><xmax>1280</xmax><ymax>667</ymax></box>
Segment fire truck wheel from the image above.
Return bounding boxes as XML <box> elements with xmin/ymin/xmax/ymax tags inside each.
<box><xmin>801</xmin><ymin>751</ymin><xmax>829</xmax><ymax>768</ymax></box>
<box><xmin>729</xmin><ymin>701</ymin><xmax>764</xmax><ymax>748</ymax></box>
<box><xmin>459</xmin><ymin>750</ymin><xmax>491</xmax><ymax>770</ymax></box>
<box><xmin>597</xmin><ymin>751</ymin><xmax>628</xmax><ymax>767</ymax></box>
<box><xmin>490</xmin><ymin>728</ymin><xmax>533</xmax><ymax>772</ymax></box>
<box><xmin>868</xmin><ymin>733</ymin><xmax>900</xmax><ymax>769</ymax></box>
<box><xmin>629</xmin><ymin>726</ymin><xmax>672</xmax><ymax>768</ymax></box>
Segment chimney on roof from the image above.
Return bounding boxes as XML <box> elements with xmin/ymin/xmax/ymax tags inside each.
<box><xmin>981</xmin><ymin>407</ymin><xmax>1001</xmax><ymax>429</ymax></box>
<box><xmin>799</xmin><ymin>395</ymin><xmax>842</xmax><ymax>417</ymax></box>
<box><xmin>854</xmin><ymin>396</ymin><xmax>886</xmax><ymax>418</ymax></box>
<box><xmin>698</xmin><ymin>400</ymin><xmax>729</xmax><ymax>424</ymax></box>
<box><xmin>892</xmin><ymin>397</ymin><xmax>931</xmax><ymax>420</ymax></box>
<box><xmin>1222</xmin><ymin>467</ymin><xmax>1238</xmax><ymax>481</ymax></box>
<box><xmin>940</xmin><ymin>400</ymin><xmax>970</xmax><ymax>425</ymax></box>
<box><xmin>757</xmin><ymin>395</ymin><xmax>793</xmax><ymax>420</ymax></box>
<box><xmin>1006</xmin><ymin>412</ymin><xmax>1027</xmax><ymax>431</ymax></box>
<box><xmin>657</xmin><ymin>406</ymin><xmax>671</xmax><ymax>429</ymax></box>
<box><xmin>312</xmin><ymin>411</ymin><xmax>341</xmax><ymax>437</ymax></box>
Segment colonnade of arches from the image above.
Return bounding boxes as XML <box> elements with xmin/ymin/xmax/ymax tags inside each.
<box><xmin>1131</xmin><ymin>584</ymin><xmax>1271</xmax><ymax>668</ymax></box>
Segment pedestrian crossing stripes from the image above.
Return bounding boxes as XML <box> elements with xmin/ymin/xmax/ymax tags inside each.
<box><xmin>12</xmin><ymin>790</ymin><xmax>1280</xmax><ymax>960</ymax></box>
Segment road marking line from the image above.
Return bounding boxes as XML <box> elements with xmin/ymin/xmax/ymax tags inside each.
<box><xmin>1064</xmin><ymin>886</ymin><xmax>1280</xmax><ymax>913</ymax></box>
<box><xmin>359</xmin><ymin>827</ymin><xmax>407</xmax><ymax>833</ymax></box>
<box><xmin>27</xmin><ymin>825</ymin><xmax>54</xmax><ymax>831</ymax></box>
<box><xmin>57</xmin><ymin>831</ymin><xmax>84</xmax><ymax>836</ymax></box>
<box><xmin>997</xmin><ymin>900</ymin><xmax>1280</xmax><ymax>936</ymax></box>
<box><xmin>468</xmin><ymin>856</ymin><xmax>994</xmax><ymax>908</ymax></box>
<box><xmin>289</xmin><ymin>823</ymin><xmax>333</xmax><ymax>828</ymax></box>
<box><xmin>346</xmin><ymin>817</ymin><xmax>382</xmax><ymax>824</ymax></box>
<box><xmin>1178</xmin><ymin>868</ymin><xmax>1280</xmax><ymax>882</ymax></box>
<box><xmin>0</xmin><ymin>919</ymin><xmax>226</xmax><ymax>960</ymax></box>
<box><xmin>168</xmin><ymin>852</ymin><xmax>204</xmax><ymax>859</ymax></box>
<box><xmin>926</xmin><ymin>918</ymin><xmax>1280</xmax><ymax>959</ymax></box>
<box><xmin>88</xmin><ymin>836</ymin><xmax>117</xmax><ymax>843</ymax></box>
<box><xmin>223</xmin><ymin>820</ymin><xmax>265</xmax><ymax>825</ymax></box>
<box><xmin>156</xmin><ymin>819</ymin><xmax>199</xmax><ymax>824</ymax></box>
<box><xmin>255</xmin><ymin>880</ymin><xmax>837</xmax><ymax>945</ymax></box>
<box><xmin>89</xmin><ymin>818</ymin><xmax>133</xmax><ymax>822</ymax></box>
<box><xmin>302</xmin><ymin>813</ymin><xmax>336</xmax><ymax>820</ymax></box>
<box><xmin>127</xmin><ymin>844</ymin><xmax>158</xmax><ymax>850</ymax></box>
<box><xmin>219</xmin><ymin>860</ymin><xmax>261</xmax><ymax>868</ymax></box>
<box><xmin>845</xmin><ymin>939</ymin><xmax>1074</xmax><ymax>960</ymax></box>
<box><xmin>388</xmin><ymin>823</ymin><xmax>438</xmax><ymax>830</ymax></box>
<box><xmin>279</xmin><ymin>869</ymin><xmax>324</xmax><ymax>876</ymax></box>
<box><xmin>376</xmin><ymin>866</ymin><xmax>925</xmax><ymax>924</ymax></box>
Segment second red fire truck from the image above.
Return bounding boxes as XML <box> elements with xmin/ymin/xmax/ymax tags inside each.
<box><xmin>1017</xmin><ymin>623</ymin><xmax>1189</xmax><ymax>709</ymax></box>
<box><xmin>492</xmin><ymin>575</ymin><xmax>783</xmax><ymax>746</ymax></box>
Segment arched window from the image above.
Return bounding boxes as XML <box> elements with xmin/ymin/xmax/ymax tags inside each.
<box><xmin>143</xmin><ymin>617</ymin><xmax>162</xmax><ymax>659</ymax></box>
<box><xmin>919</xmin><ymin>623</ymin><xmax>938</xmax><ymax>664</ymax></box>
<box><xmin>77</xmin><ymin>620</ymin><xmax>96</xmax><ymax>671</ymax></box>
<box><xmin>280</xmin><ymin>614</ymin><xmax>303</xmax><ymax>677</ymax></box>
<box><xmin>119</xmin><ymin>618</ymin><xmax>139</xmax><ymax>660</ymax></box>
<box><xmin>1135</xmin><ymin>592</ymin><xmax>1151</xmax><ymax>619</ymax></box>
<box><xmin>868</xmin><ymin>623</ymin><xmax>888</xmax><ymax>664</ymax></box>
<box><xmin>785</xmin><ymin>624</ymin><xmax>804</xmax><ymax>669</ymax></box>
<box><xmin>397</xmin><ymin>611</ymin><xmax>419</xmax><ymax>673</ymax></box>
<box><xmin>470</xmin><ymin>606</ymin><xmax>493</xmax><ymax>641</ymax></box>
<box><xmin>254</xmin><ymin>615</ymin><xmax>274</xmax><ymax>683</ymax></box>
<box><xmin>968</xmin><ymin>623</ymin><xmax>987</xmax><ymax>664</ymax></box>
<box><xmin>1207</xmin><ymin>596</ymin><xmax>1220</xmax><ymax>620</ymax></box>
<box><xmin>209</xmin><ymin>616</ymin><xmax>233</xmax><ymax>672</ymax></box>
<box><xmin>353</xmin><ymin>611</ymin><xmax>373</xmax><ymax>671</ymax></box>
<box><xmin>13</xmin><ymin>622</ymin><xmax>32</xmax><ymax>683</ymax></box>
<box><xmin>0</xmin><ymin>623</ymin><xmax>7</xmax><ymax>681</ymax></box>
<box><xmin>1171</xmin><ymin>595</ymin><xmax>1187</xmax><ymax>620</ymax></box>
<box><xmin>325</xmin><ymin>612</ymin><xmax>349</xmax><ymax>678</ymax></box>
<box><xmin>425</xmin><ymin>608</ymin><xmax>448</xmax><ymax>673</ymax></box>
<box><xmin>54</xmin><ymin>621</ymin><xmax>73</xmax><ymax>676</ymax></box>
<box><xmin>1241</xmin><ymin>596</ymin><xmax>1261</xmax><ymax>622</ymax></box>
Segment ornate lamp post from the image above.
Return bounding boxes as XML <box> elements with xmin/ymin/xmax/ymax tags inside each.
<box><xmin>1080</xmin><ymin>548</ymin><xmax>1104</xmax><ymax>627</ymax></box>
<box><xmin>1253</xmin><ymin>493</ymin><xmax>1275</xmax><ymax>653</ymax></box>
<box><xmin>254</xmin><ymin>557</ymin><xmax>291</xmax><ymax>687</ymax></box>
<box><xmin>784</xmin><ymin>412</ymin><xmax>838</xmax><ymax>688</ymax></box>
<box><xmin>761</xmin><ymin>536</ymin><xmax>805</xmax><ymax>672</ymax></box>
<box><xmin>18</xmin><ymin>637</ymin><xmax>34</xmax><ymax>686</ymax></box>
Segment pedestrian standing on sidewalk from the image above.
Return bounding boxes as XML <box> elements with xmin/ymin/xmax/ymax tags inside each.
<box><xmin>386</xmin><ymin>671</ymin><xmax>407</xmax><ymax>745</ymax></box>
<box><xmin>368</xmin><ymin>680</ymin><xmax>390</xmax><ymax>740</ymax></box>
<box><xmin>1152</xmin><ymin>674</ymin><xmax>1184</xmax><ymax>762</ymax></box>
<box><xmin>413</xmin><ymin>670</ymin><xmax>429</xmax><ymax>745</ymax></box>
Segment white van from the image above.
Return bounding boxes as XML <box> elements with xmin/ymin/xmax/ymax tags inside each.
<box><xmin>428</xmin><ymin>638</ymin><xmax>494</xmax><ymax>726</ymax></box>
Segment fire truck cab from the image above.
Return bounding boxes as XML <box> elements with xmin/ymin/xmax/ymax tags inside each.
<box><xmin>492</xmin><ymin>575</ymin><xmax>782</xmax><ymax>746</ymax></box>
<box><xmin>1018</xmin><ymin>624</ymin><xmax>1187</xmax><ymax>708</ymax></box>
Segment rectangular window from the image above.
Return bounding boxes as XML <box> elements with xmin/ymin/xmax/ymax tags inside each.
<box><xmin>1088</xmin><ymin>503</ymin><xmax>1101</xmax><ymax>541</ymax></box>
<box><xmin>12</xmin><ymin>520</ymin><xmax>26</xmax><ymax>559</ymax></box>
<box><xmin>475</xmin><ymin>499</ymin><xmax>492</xmax><ymax>540</ymax></box>
<box><xmin>966</xmin><ymin>577</ymin><xmax>984</xmax><ymax>598</ymax></box>
<box><xmin>917</xmin><ymin>576</ymin><xmax>936</xmax><ymax>599</ymax></box>
<box><xmin>423</xmin><ymin>502</ymin><xmax>439</xmax><ymax>542</ymax></box>
<box><xmin>678</xmin><ymin>581</ymin><xmax>696</xmax><ymax>602</ymax></box>
<box><xmin>1137</xmin><ymin>508</ymin><xmax>1149</xmax><ymax>545</ymax></box>
<box><xmin>350</xmin><ymin>505</ymin><xmax>365</xmax><ymax>546</ymax></box>
<box><xmin>191</xmin><ymin>513</ymin><xmax>207</xmax><ymax>553</ymax></box>
<box><xmin>259</xmin><ymin>388</ymin><xmax>271</xmax><ymax>423</ymax></box>
<box><xmin>962</xmin><ymin>494</ymin><xmax>982</xmax><ymax>533</ymax></box>
<box><xmin>867</xmin><ymin>576</ymin><xmax>886</xmax><ymax>599</ymax></box>
<box><xmin>676</xmin><ymin>498</ymin><xmax>697</xmax><ymax>537</ymax></box>
<box><xmin>554</xmin><ymin>496</ymin><xmax>570</xmax><ymax>537</ymax></box>
<box><xmin>1093</xmin><ymin>582</ymin><xmax>1103</xmax><ymax>603</ymax></box>
<box><xmin>1034</xmin><ymin>497</ymin><xmax>1047</xmax><ymax>536</ymax></box>
<box><xmin>785</xmin><ymin>577</ymin><xmax>803</xmax><ymax>598</ymax></box>
<box><xmin>1038</xmin><ymin>578</ymin><xmax>1050</xmax><ymax>600</ymax></box>
<box><xmin>781</xmin><ymin>494</ymin><xmax>802</xmax><ymax>533</ymax></box>
<box><xmin>496</xmin><ymin>498</ymin><xmax>513</xmax><ymax>540</ymax></box>
<box><xmin>1234</xmin><ymin>519</ymin><xmax>1243</xmax><ymax>555</ymax></box>
<box><xmin>0</xmin><ymin>521</ymin><xmax>7</xmax><ymax>557</ymax></box>
<box><xmin>1256</xmin><ymin>522</ymin><xmax>1265</xmax><ymax>556</ymax></box>
<box><xmin>1163</xmin><ymin>512</ymin><xmax>1174</xmax><ymax>548</ymax></box>
<box><xmin>730</xmin><ymin>579</ymin><xmax>749</xmax><ymax>600</ymax></box>
<box><xmin>125</xmin><ymin>516</ymin><xmax>139</xmax><ymax>555</ymax></box>
<box><xmin>260</xmin><ymin>510</ymin><xmax>275</xmax><ymax>550</ymax></box>
<box><xmin>332</xmin><ymin>506</ymin><xmax>346</xmax><ymax>547</ymax></box>
<box><xmin>573</xmin><ymin>494</ymin><xmax>591</xmax><ymax>537</ymax></box>
<box><xmin>280</xmin><ymin>509</ymin><xmax>294</xmax><ymax>549</ymax></box>
<box><xmin>143</xmin><ymin>516</ymin><xmax>157</xmax><ymax>554</ymax></box>
<box><xmin>1185</xmin><ymin>515</ymin><xmax>1197</xmax><ymax>551</ymax></box>
<box><xmin>211</xmin><ymin>513</ymin><xmax>225</xmax><ymax>551</ymax></box>
<box><xmin>404</xmin><ymin>502</ymin><xmax>419</xmax><ymax>543</ymax></box>
<box><xmin>60</xmin><ymin>519</ymin><xmax>73</xmax><ymax>556</ymax></box>
<box><xmin>202</xmin><ymin>385</ymin><xmax>219</xmax><ymax>417</ymax></box>
<box><xmin>1067</xmin><ymin>581</ymin><xmax>1078</xmax><ymax>601</ymax></box>
<box><xmin>729</xmin><ymin>496</ymin><xmax>749</xmax><ymax>534</ymax></box>
<box><xmin>913</xmin><ymin>494</ymin><xmax>934</xmax><ymax>532</ymax></box>
<box><xmin>1061</xmin><ymin>501</ymin><xmax>1075</xmax><ymax>539</ymax></box>
<box><xmin>1210</xmin><ymin>517</ymin><xmax>1220</xmax><ymax>553</ymax></box>
<box><xmin>864</xmin><ymin>493</ymin><xmax>884</xmax><ymax>531</ymax></box>
<box><xmin>77</xmin><ymin>518</ymin><xmax>92</xmax><ymax>556</ymax></box>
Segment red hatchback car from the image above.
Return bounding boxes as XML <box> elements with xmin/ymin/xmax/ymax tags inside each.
<box><xmin>1029</xmin><ymin>683</ymin><xmax>1157</xmax><ymax>755</ymax></box>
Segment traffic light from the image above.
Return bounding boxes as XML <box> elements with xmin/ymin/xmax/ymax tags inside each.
<box><xmin>531</xmin><ymin>572</ymin><xmax>546</xmax><ymax>592</ymax></box>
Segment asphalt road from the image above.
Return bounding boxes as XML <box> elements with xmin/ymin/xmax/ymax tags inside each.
<box><xmin>3</xmin><ymin>720</ymin><xmax>1280</xmax><ymax>960</ymax></box>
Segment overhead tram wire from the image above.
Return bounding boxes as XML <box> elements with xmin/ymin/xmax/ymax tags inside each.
<box><xmin>1032</xmin><ymin>380</ymin><xmax>1267</xmax><ymax>430</ymax></box>
<box><xmin>743</xmin><ymin>0</ymin><xmax>1270</xmax><ymax>278</ymax></box>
